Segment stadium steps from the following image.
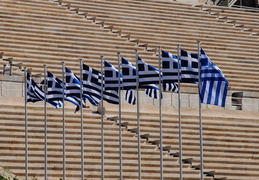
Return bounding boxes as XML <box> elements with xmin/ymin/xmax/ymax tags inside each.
<box><xmin>60</xmin><ymin>0</ymin><xmax>259</xmax><ymax>50</ymax></box>
<box><xmin>1</xmin><ymin>0</ymin><xmax>259</xmax><ymax>179</ymax></box>
<box><xmin>106</xmin><ymin>117</ymin><xmax>231</xmax><ymax>179</ymax></box>
<box><xmin>57</xmin><ymin>0</ymin><xmax>259</xmax><ymax>93</ymax></box>
<box><xmin>105</xmin><ymin>104</ymin><xmax>259</xmax><ymax>180</ymax></box>
<box><xmin>0</xmin><ymin>0</ymin><xmax>155</xmax><ymax>75</ymax></box>
<box><xmin>61</xmin><ymin>0</ymin><xmax>259</xmax><ymax>52</ymax></box>
<box><xmin>195</xmin><ymin>5</ymin><xmax>259</xmax><ymax>36</ymax></box>
<box><xmin>0</xmin><ymin>100</ymin><xmax>210</xmax><ymax>180</ymax></box>
<box><xmin>1</xmin><ymin>0</ymin><xmax>259</xmax><ymax>93</ymax></box>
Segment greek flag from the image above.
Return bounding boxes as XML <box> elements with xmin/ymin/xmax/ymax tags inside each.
<box><xmin>27</xmin><ymin>73</ymin><xmax>42</xmax><ymax>103</ymax></box>
<box><xmin>162</xmin><ymin>50</ymin><xmax>179</xmax><ymax>83</ymax></box>
<box><xmin>200</xmin><ymin>49</ymin><xmax>228</xmax><ymax>107</ymax></box>
<box><xmin>83</xmin><ymin>64</ymin><xmax>102</xmax><ymax>104</ymax></box>
<box><xmin>125</xmin><ymin>89</ymin><xmax>136</xmax><ymax>105</ymax></box>
<box><xmin>180</xmin><ymin>49</ymin><xmax>198</xmax><ymax>83</ymax></box>
<box><xmin>162</xmin><ymin>50</ymin><xmax>180</xmax><ymax>93</ymax></box>
<box><xmin>120</xmin><ymin>58</ymin><xmax>137</xmax><ymax>104</ymax></box>
<box><xmin>121</xmin><ymin>57</ymin><xmax>137</xmax><ymax>90</ymax></box>
<box><xmin>47</xmin><ymin>71</ymin><xmax>85</xmax><ymax>111</ymax></box>
<box><xmin>138</xmin><ymin>56</ymin><xmax>160</xmax><ymax>86</ymax></box>
<box><xmin>103</xmin><ymin>90</ymin><xmax>119</xmax><ymax>104</ymax></box>
<box><xmin>83</xmin><ymin>64</ymin><xmax>119</xmax><ymax>105</ymax></box>
<box><xmin>65</xmin><ymin>67</ymin><xmax>98</xmax><ymax>106</ymax></box>
<box><xmin>163</xmin><ymin>83</ymin><xmax>179</xmax><ymax>93</ymax></box>
<box><xmin>145</xmin><ymin>87</ymin><xmax>162</xmax><ymax>99</ymax></box>
<box><xmin>65</xmin><ymin>67</ymin><xmax>81</xmax><ymax>97</ymax></box>
<box><xmin>47</xmin><ymin>72</ymin><xmax>63</xmax><ymax>101</ymax></box>
<box><xmin>122</xmin><ymin>57</ymin><xmax>162</xmax><ymax>99</ymax></box>
<box><xmin>27</xmin><ymin>73</ymin><xmax>62</xmax><ymax>109</ymax></box>
<box><xmin>104</xmin><ymin>61</ymin><xmax>122</xmax><ymax>90</ymax></box>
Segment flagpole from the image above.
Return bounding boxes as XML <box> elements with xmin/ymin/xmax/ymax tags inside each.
<box><xmin>135</xmin><ymin>50</ymin><xmax>142</xmax><ymax>180</ymax></box>
<box><xmin>61</xmin><ymin>62</ymin><xmax>66</xmax><ymax>180</ymax></box>
<box><xmin>24</xmin><ymin>67</ymin><xmax>28</xmax><ymax>180</ymax></box>
<box><xmin>117</xmin><ymin>52</ymin><xmax>123</xmax><ymax>179</ymax></box>
<box><xmin>197</xmin><ymin>40</ymin><xmax>204</xmax><ymax>180</ymax></box>
<box><xmin>100</xmin><ymin>56</ymin><xmax>105</xmax><ymax>180</ymax></box>
<box><xmin>43</xmin><ymin>64</ymin><xmax>48</xmax><ymax>180</ymax></box>
<box><xmin>158</xmin><ymin>47</ymin><xmax>163</xmax><ymax>180</ymax></box>
<box><xmin>79</xmin><ymin>59</ymin><xmax>85</xmax><ymax>179</ymax></box>
<box><xmin>177</xmin><ymin>44</ymin><xmax>183</xmax><ymax>180</ymax></box>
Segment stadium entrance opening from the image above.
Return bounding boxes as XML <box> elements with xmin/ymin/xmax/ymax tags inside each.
<box><xmin>235</xmin><ymin>0</ymin><xmax>258</xmax><ymax>8</ymax></box>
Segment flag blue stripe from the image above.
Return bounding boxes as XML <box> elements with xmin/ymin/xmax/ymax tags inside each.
<box><xmin>214</xmin><ymin>80</ymin><xmax>221</xmax><ymax>106</ymax></box>
<box><xmin>207</xmin><ymin>80</ymin><xmax>214</xmax><ymax>105</ymax></box>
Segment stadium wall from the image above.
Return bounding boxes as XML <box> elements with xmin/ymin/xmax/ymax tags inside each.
<box><xmin>2</xmin><ymin>75</ymin><xmax>259</xmax><ymax>112</ymax></box>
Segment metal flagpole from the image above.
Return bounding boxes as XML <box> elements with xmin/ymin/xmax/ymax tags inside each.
<box><xmin>197</xmin><ymin>40</ymin><xmax>204</xmax><ymax>180</ymax></box>
<box><xmin>135</xmin><ymin>50</ymin><xmax>142</xmax><ymax>180</ymax></box>
<box><xmin>158</xmin><ymin>47</ymin><xmax>163</xmax><ymax>180</ymax></box>
<box><xmin>100</xmin><ymin>56</ymin><xmax>105</xmax><ymax>180</ymax></box>
<box><xmin>43</xmin><ymin>64</ymin><xmax>48</xmax><ymax>180</ymax></box>
<box><xmin>177</xmin><ymin>44</ymin><xmax>183</xmax><ymax>180</ymax></box>
<box><xmin>79</xmin><ymin>59</ymin><xmax>85</xmax><ymax>179</ymax></box>
<box><xmin>117</xmin><ymin>52</ymin><xmax>123</xmax><ymax>179</ymax></box>
<box><xmin>24</xmin><ymin>67</ymin><xmax>28</xmax><ymax>180</ymax></box>
<box><xmin>61</xmin><ymin>62</ymin><xmax>66</xmax><ymax>180</ymax></box>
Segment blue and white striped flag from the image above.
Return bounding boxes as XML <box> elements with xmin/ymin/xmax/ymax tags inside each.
<box><xmin>138</xmin><ymin>56</ymin><xmax>163</xmax><ymax>99</ymax></box>
<box><xmin>180</xmin><ymin>49</ymin><xmax>198</xmax><ymax>83</ymax></box>
<box><xmin>200</xmin><ymin>49</ymin><xmax>228</xmax><ymax>107</ymax></box>
<box><xmin>121</xmin><ymin>57</ymin><xmax>137</xmax><ymax>104</ymax></box>
<box><xmin>65</xmin><ymin>67</ymin><xmax>98</xmax><ymax>106</ymax></box>
<box><xmin>47</xmin><ymin>71</ymin><xmax>87</xmax><ymax>111</ymax></box>
<box><xmin>65</xmin><ymin>67</ymin><xmax>81</xmax><ymax>97</ymax></box>
<box><xmin>121</xmin><ymin>57</ymin><xmax>137</xmax><ymax>90</ymax></box>
<box><xmin>162</xmin><ymin>50</ymin><xmax>180</xmax><ymax>93</ymax></box>
<box><xmin>162</xmin><ymin>50</ymin><xmax>180</xmax><ymax>83</ymax></box>
<box><xmin>83</xmin><ymin>64</ymin><xmax>119</xmax><ymax>105</ymax></box>
<box><xmin>27</xmin><ymin>73</ymin><xmax>62</xmax><ymax>109</ymax></box>
<box><xmin>83</xmin><ymin>64</ymin><xmax>102</xmax><ymax>104</ymax></box>
<box><xmin>47</xmin><ymin>72</ymin><xmax>63</xmax><ymax>101</ymax></box>
<box><xmin>138</xmin><ymin>56</ymin><xmax>160</xmax><ymax>86</ymax></box>
<box><xmin>145</xmin><ymin>87</ymin><xmax>162</xmax><ymax>99</ymax></box>
<box><xmin>125</xmin><ymin>89</ymin><xmax>136</xmax><ymax>105</ymax></box>
<box><xmin>163</xmin><ymin>83</ymin><xmax>179</xmax><ymax>93</ymax></box>
<box><xmin>104</xmin><ymin>61</ymin><xmax>122</xmax><ymax>90</ymax></box>
<box><xmin>103</xmin><ymin>90</ymin><xmax>119</xmax><ymax>104</ymax></box>
<box><xmin>27</xmin><ymin>73</ymin><xmax>42</xmax><ymax>103</ymax></box>
<box><xmin>122</xmin><ymin>57</ymin><xmax>162</xmax><ymax>100</ymax></box>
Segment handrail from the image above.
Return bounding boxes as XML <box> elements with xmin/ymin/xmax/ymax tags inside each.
<box><xmin>206</xmin><ymin>0</ymin><xmax>221</xmax><ymax>5</ymax></box>
<box><xmin>228</xmin><ymin>0</ymin><xmax>238</xmax><ymax>7</ymax></box>
<box><xmin>216</xmin><ymin>0</ymin><xmax>226</xmax><ymax>6</ymax></box>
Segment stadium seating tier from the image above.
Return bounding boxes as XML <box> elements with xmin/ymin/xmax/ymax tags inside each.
<box><xmin>1</xmin><ymin>0</ymin><xmax>259</xmax><ymax>179</ymax></box>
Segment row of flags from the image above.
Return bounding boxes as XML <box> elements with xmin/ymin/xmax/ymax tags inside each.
<box><xmin>26</xmin><ymin>48</ymin><xmax>229</xmax><ymax>111</ymax></box>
